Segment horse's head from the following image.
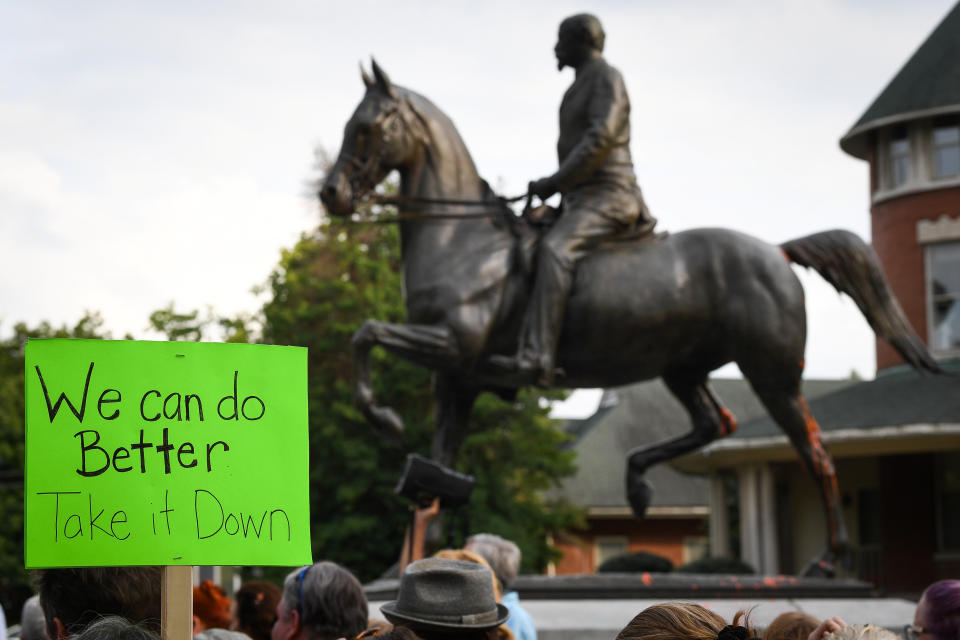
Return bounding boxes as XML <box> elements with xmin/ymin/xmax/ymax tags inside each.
<box><xmin>320</xmin><ymin>60</ymin><xmax>425</xmax><ymax>216</ymax></box>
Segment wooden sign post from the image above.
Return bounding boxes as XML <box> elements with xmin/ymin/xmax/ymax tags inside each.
<box><xmin>23</xmin><ymin>339</ymin><xmax>313</xmax><ymax>639</ymax></box>
<box><xmin>162</xmin><ymin>566</ymin><xmax>193</xmax><ymax>640</ymax></box>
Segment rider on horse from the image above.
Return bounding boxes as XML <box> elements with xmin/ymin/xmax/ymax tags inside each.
<box><xmin>490</xmin><ymin>13</ymin><xmax>657</xmax><ymax>387</ymax></box>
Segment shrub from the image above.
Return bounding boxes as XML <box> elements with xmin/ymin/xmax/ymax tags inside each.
<box><xmin>597</xmin><ymin>551</ymin><xmax>673</xmax><ymax>573</ymax></box>
<box><xmin>676</xmin><ymin>556</ymin><xmax>756</xmax><ymax>575</ymax></box>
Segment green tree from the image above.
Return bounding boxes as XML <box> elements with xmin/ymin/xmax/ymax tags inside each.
<box><xmin>149</xmin><ymin>302</ymin><xmax>258</xmax><ymax>344</ymax></box>
<box><xmin>0</xmin><ymin>313</ymin><xmax>109</xmax><ymax>621</ymax></box>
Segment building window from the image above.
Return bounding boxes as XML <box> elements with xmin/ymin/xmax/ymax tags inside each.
<box><xmin>936</xmin><ymin>452</ymin><xmax>960</xmax><ymax>554</ymax></box>
<box><xmin>933</xmin><ymin>120</ymin><xmax>960</xmax><ymax>179</ymax></box>
<box><xmin>889</xmin><ymin>131</ymin><xmax>911</xmax><ymax>188</ymax></box>
<box><xmin>928</xmin><ymin>242</ymin><xmax>960</xmax><ymax>354</ymax></box>
<box><xmin>682</xmin><ymin>536</ymin><xmax>709</xmax><ymax>564</ymax></box>
<box><xmin>594</xmin><ymin>536</ymin><xmax>628</xmax><ymax>568</ymax></box>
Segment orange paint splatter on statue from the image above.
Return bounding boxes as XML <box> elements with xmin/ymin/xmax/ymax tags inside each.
<box><xmin>781</xmin><ymin>249</ymin><xmax>791</xmax><ymax>262</ymax></box>
<box><xmin>799</xmin><ymin>396</ymin><xmax>841</xmax><ymax>545</ymax></box>
<box><xmin>720</xmin><ymin>408</ymin><xmax>738</xmax><ymax>436</ymax></box>
<box><xmin>763</xmin><ymin>577</ymin><xmax>777</xmax><ymax>587</ymax></box>
<box><xmin>641</xmin><ymin>573</ymin><xmax>652</xmax><ymax>585</ymax></box>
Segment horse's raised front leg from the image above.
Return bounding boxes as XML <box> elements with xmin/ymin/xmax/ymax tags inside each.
<box><xmin>351</xmin><ymin>320</ymin><xmax>460</xmax><ymax>436</ymax></box>
<box><xmin>627</xmin><ymin>372</ymin><xmax>736</xmax><ymax>518</ymax></box>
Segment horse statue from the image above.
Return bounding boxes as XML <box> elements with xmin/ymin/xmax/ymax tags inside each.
<box><xmin>319</xmin><ymin>61</ymin><xmax>942</xmax><ymax>575</ymax></box>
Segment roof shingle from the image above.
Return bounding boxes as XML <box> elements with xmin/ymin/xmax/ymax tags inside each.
<box><xmin>840</xmin><ymin>1</ymin><xmax>960</xmax><ymax>158</ymax></box>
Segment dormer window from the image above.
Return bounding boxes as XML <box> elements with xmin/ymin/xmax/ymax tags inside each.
<box><xmin>933</xmin><ymin>118</ymin><xmax>960</xmax><ymax>179</ymax></box>
<box><xmin>889</xmin><ymin>130</ymin><xmax>911</xmax><ymax>188</ymax></box>
<box><xmin>928</xmin><ymin>241</ymin><xmax>960</xmax><ymax>355</ymax></box>
<box><xmin>871</xmin><ymin>119</ymin><xmax>960</xmax><ymax>201</ymax></box>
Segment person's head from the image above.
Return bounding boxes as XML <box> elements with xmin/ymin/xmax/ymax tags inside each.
<box><xmin>464</xmin><ymin>534</ymin><xmax>520</xmax><ymax>593</ymax></box>
<box><xmin>382</xmin><ymin>558</ymin><xmax>509</xmax><ymax>640</ymax></box>
<box><xmin>35</xmin><ymin>567</ymin><xmax>161</xmax><ymax>640</ymax></box>
<box><xmin>194</xmin><ymin>580</ymin><xmax>232</xmax><ymax>633</ymax></box>
<box><xmin>21</xmin><ymin>595</ymin><xmax>50</xmax><ymax>640</ymax></box>
<box><xmin>272</xmin><ymin>561</ymin><xmax>368</xmax><ymax>640</ymax></box>
<box><xmin>233</xmin><ymin>581</ymin><xmax>282</xmax><ymax>640</ymax></box>
<box><xmin>555</xmin><ymin>14</ymin><xmax>605</xmax><ymax>70</ymax></box>
<box><xmin>915</xmin><ymin>579</ymin><xmax>960</xmax><ymax>640</ymax></box>
<box><xmin>825</xmin><ymin>626</ymin><xmax>897</xmax><ymax>640</ymax></box>
<box><xmin>368</xmin><ymin>629</ymin><xmax>420</xmax><ymax>640</ymax></box>
<box><xmin>72</xmin><ymin>616</ymin><xmax>160</xmax><ymax>640</ymax></box>
<box><xmin>615</xmin><ymin>603</ymin><xmax>752</xmax><ymax>640</ymax></box>
<box><xmin>763</xmin><ymin>612</ymin><xmax>819</xmax><ymax>640</ymax></box>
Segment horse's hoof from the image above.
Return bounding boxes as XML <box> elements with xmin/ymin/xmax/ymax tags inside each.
<box><xmin>800</xmin><ymin>552</ymin><xmax>836</xmax><ymax>578</ymax></box>
<box><xmin>371</xmin><ymin>406</ymin><xmax>404</xmax><ymax>437</ymax></box>
<box><xmin>627</xmin><ymin>475</ymin><xmax>654</xmax><ymax>519</ymax></box>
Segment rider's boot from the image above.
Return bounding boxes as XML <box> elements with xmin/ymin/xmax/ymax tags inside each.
<box><xmin>487</xmin><ymin>350</ymin><xmax>559</xmax><ymax>388</ymax></box>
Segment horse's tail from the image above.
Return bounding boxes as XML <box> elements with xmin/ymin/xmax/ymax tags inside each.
<box><xmin>780</xmin><ymin>229</ymin><xmax>944</xmax><ymax>374</ymax></box>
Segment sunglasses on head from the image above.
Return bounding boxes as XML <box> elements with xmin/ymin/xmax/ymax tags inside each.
<box><xmin>295</xmin><ymin>565</ymin><xmax>311</xmax><ymax>616</ymax></box>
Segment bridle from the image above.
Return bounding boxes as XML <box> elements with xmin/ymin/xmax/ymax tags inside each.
<box><xmin>347</xmin><ymin>192</ymin><xmax>531</xmax><ymax>224</ymax></box>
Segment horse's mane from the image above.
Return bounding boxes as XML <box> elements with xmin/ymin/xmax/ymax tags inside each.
<box><xmin>397</xmin><ymin>87</ymin><xmax>487</xmax><ymax>200</ymax></box>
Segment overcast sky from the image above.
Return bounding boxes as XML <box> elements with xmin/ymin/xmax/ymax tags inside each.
<box><xmin>2</xmin><ymin>1</ymin><xmax>955</xmax><ymax>414</ymax></box>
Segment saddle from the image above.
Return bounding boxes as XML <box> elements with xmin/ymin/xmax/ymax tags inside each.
<box><xmin>513</xmin><ymin>204</ymin><xmax>664</xmax><ymax>278</ymax></box>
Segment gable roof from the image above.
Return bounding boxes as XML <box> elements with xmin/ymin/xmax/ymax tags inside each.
<box><xmin>840</xmin><ymin>1</ymin><xmax>960</xmax><ymax>159</ymax></box>
<box><xmin>550</xmin><ymin>377</ymin><xmax>854</xmax><ymax>511</ymax></box>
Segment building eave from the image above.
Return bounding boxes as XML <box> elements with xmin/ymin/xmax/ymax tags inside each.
<box><xmin>840</xmin><ymin>103</ymin><xmax>960</xmax><ymax>159</ymax></box>
<box><xmin>673</xmin><ymin>422</ymin><xmax>960</xmax><ymax>473</ymax></box>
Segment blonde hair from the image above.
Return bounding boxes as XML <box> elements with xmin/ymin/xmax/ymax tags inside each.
<box><xmin>616</xmin><ymin>603</ymin><xmax>755</xmax><ymax>640</ymax></box>
<box><xmin>763</xmin><ymin>612</ymin><xmax>819</xmax><ymax>640</ymax></box>
<box><xmin>824</xmin><ymin>626</ymin><xmax>898</xmax><ymax>640</ymax></box>
<box><xmin>617</xmin><ymin>603</ymin><xmax>725</xmax><ymax>640</ymax></box>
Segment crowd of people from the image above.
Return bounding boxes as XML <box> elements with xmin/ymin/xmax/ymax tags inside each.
<box><xmin>5</xmin><ymin>534</ymin><xmax>958</xmax><ymax>640</ymax></box>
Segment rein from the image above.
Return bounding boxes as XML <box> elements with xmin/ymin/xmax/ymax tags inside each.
<box><xmin>348</xmin><ymin>193</ymin><xmax>530</xmax><ymax>224</ymax></box>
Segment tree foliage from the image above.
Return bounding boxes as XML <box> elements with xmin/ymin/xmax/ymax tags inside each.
<box><xmin>149</xmin><ymin>302</ymin><xmax>257</xmax><ymax>344</ymax></box>
<box><xmin>0</xmin><ymin>313</ymin><xmax>109</xmax><ymax>621</ymax></box>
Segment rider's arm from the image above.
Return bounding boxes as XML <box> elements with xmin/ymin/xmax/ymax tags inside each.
<box><xmin>549</xmin><ymin>67</ymin><xmax>629</xmax><ymax>193</ymax></box>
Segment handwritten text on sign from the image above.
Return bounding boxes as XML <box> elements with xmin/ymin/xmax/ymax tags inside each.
<box><xmin>25</xmin><ymin>339</ymin><xmax>311</xmax><ymax>568</ymax></box>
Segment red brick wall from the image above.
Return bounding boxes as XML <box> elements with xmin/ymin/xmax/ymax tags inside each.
<box><xmin>551</xmin><ymin>517</ymin><xmax>706</xmax><ymax>574</ymax></box>
<box><xmin>870</xmin><ymin>185</ymin><xmax>960</xmax><ymax>370</ymax></box>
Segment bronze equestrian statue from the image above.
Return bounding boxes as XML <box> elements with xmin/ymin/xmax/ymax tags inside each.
<box><xmin>319</xmin><ymin>15</ymin><xmax>942</xmax><ymax>575</ymax></box>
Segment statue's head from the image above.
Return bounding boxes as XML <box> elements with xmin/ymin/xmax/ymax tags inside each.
<box><xmin>320</xmin><ymin>60</ymin><xmax>424</xmax><ymax>216</ymax></box>
<box><xmin>555</xmin><ymin>13</ymin><xmax>604</xmax><ymax>70</ymax></box>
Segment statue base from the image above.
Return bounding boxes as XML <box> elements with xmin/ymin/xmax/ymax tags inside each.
<box><xmin>364</xmin><ymin>571</ymin><xmax>874</xmax><ymax>601</ymax></box>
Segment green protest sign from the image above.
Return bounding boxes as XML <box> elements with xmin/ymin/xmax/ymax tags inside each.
<box><xmin>25</xmin><ymin>339</ymin><xmax>311</xmax><ymax>568</ymax></box>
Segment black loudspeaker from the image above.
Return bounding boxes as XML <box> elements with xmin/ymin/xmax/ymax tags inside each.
<box><xmin>394</xmin><ymin>453</ymin><xmax>475</xmax><ymax>509</ymax></box>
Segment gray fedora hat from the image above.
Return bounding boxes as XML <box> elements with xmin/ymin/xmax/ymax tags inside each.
<box><xmin>381</xmin><ymin>558</ymin><xmax>510</xmax><ymax>630</ymax></box>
